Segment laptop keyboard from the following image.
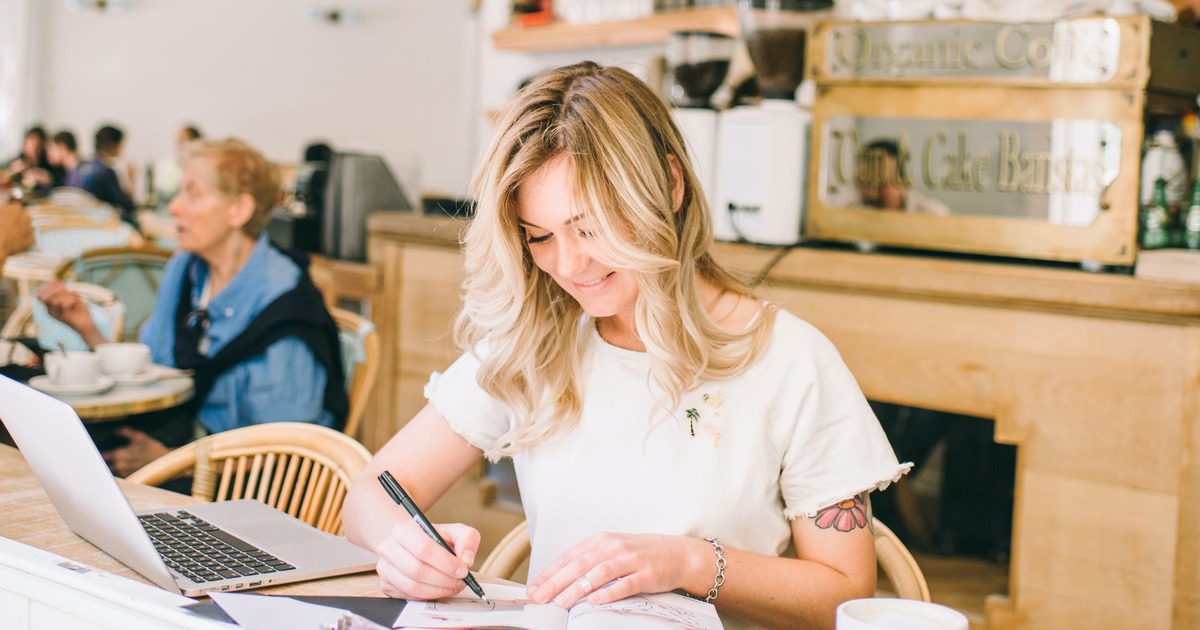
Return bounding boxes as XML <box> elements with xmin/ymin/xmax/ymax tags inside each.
<box><xmin>138</xmin><ymin>510</ymin><xmax>296</xmax><ymax>584</ymax></box>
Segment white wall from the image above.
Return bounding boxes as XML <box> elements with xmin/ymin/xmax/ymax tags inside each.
<box><xmin>0</xmin><ymin>0</ymin><xmax>35</xmax><ymax>160</ymax></box>
<box><xmin>28</xmin><ymin>0</ymin><xmax>480</xmax><ymax>200</ymax></box>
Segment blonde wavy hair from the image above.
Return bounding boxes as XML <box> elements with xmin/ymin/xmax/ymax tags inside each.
<box><xmin>457</xmin><ymin>61</ymin><xmax>777</xmax><ymax>459</ymax></box>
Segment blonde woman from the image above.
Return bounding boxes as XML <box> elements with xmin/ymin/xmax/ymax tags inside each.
<box><xmin>343</xmin><ymin>62</ymin><xmax>909</xmax><ymax>630</ymax></box>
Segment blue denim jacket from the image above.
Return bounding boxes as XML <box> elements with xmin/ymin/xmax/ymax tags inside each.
<box><xmin>140</xmin><ymin>235</ymin><xmax>333</xmax><ymax>433</ymax></box>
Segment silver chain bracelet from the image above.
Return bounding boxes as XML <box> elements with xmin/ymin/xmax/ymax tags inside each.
<box><xmin>702</xmin><ymin>537</ymin><xmax>726</xmax><ymax>602</ymax></box>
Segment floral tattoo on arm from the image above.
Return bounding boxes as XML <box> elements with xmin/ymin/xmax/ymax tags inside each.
<box><xmin>813</xmin><ymin>492</ymin><xmax>873</xmax><ymax>533</ymax></box>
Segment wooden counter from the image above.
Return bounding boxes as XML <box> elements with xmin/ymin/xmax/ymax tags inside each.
<box><xmin>366</xmin><ymin>213</ymin><xmax>1200</xmax><ymax>629</ymax></box>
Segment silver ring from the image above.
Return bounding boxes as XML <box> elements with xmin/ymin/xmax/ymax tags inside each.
<box><xmin>576</xmin><ymin>575</ymin><xmax>593</xmax><ymax>595</ymax></box>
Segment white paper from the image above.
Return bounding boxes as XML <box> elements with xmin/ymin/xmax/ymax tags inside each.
<box><xmin>0</xmin><ymin>535</ymin><xmax>195</xmax><ymax>609</ymax></box>
<box><xmin>395</xmin><ymin>583</ymin><xmax>565</xmax><ymax>630</ymax></box>
<box><xmin>210</xmin><ymin>592</ymin><xmax>349</xmax><ymax>630</ymax></box>
<box><xmin>395</xmin><ymin>583</ymin><xmax>723</xmax><ymax>630</ymax></box>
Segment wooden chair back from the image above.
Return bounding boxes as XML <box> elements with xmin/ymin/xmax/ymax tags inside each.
<box><xmin>478</xmin><ymin>518</ymin><xmax>931</xmax><ymax>602</ymax></box>
<box><xmin>329</xmin><ymin>307</ymin><xmax>380</xmax><ymax>439</ymax></box>
<box><xmin>126</xmin><ymin>422</ymin><xmax>372</xmax><ymax>536</ymax></box>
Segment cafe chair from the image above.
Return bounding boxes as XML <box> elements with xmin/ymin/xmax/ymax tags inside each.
<box><xmin>1</xmin><ymin>281</ymin><xmax>126</xmax><ymax>353</ymax></box>
<box><xmin>60</xmin><ymin>246</ymin><xmax>174</xmax><ymax>340</ymax></box>
<box><xmin>873</xmin><ymin>518</ymin><xmax>932</xmax><ymax>602</ymax></box>
<box><xmin>33</xmin><ymin>219</ymin><xmax>143</xmax><ymax>259</ymax></box>
<box><xmin>28</xmin><ymin>204</ymin><xmax>117</xmax><ymax>224</ymax></box>
<box><xmin>478</xmin><ymin>519</ymin><xmax>531</xmax><ymax>581</ymax></box>
<box><xmin>127</xmin><ymin>422</ymin><xmax>372</xmax><ymax>536</ymax></box>
<box><xmin>46</xmin><ymin>186</ymin><xmax>99</xmax><ymax>207</ymax></box>
<box><xmin>330</xmin><ymin>307</ymin><xmax>380</xmax><ymax>440</ymax></box>
<box><xmin>478</xmin><ymin>518</ymin><xmax>932</xmax><ymax>602</ymax></box>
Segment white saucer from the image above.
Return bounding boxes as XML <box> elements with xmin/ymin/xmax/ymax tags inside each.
<box><xmin>109</xmin><ymin>368</ymin><xmax>160</xmax><ymax>387</ymax></box>
<box><xmin>29</xmin><ymin>375</ymin><xmax>115</xmax><ymax>397</ymax></box>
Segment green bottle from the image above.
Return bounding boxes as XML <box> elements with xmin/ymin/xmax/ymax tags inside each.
<box><xmin>1141</xmin><ymin>178</ymin><xmax>1172</xmax><ymax>250</ymax></box>
<box><xmin>1185</xmin><ymin>178</ymin><xmax>1200</xmax><ymax>251</ymax></box>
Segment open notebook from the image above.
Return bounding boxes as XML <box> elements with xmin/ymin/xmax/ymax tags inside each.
<box><xmin>396</xmin><ymin>583</ymin><xmax>723</xmax><ymax>630</ymax></box>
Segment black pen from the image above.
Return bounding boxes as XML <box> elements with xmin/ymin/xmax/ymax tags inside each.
<box><xmin>377</xmin><ymin>470</ymin><xmax>490</xmax><ymax>603</ymax></box>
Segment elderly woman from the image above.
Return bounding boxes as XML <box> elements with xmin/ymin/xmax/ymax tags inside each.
<box><xmin>38</xmin><ymin>139</ymin><xmax>346</xmax><ymax>476</ymax></box>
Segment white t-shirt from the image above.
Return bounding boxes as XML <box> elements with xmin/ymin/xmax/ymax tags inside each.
<box><xmin>426</xmin><ymin>309</ymin><xmax>910</xmax><ymax>603</ymax></box>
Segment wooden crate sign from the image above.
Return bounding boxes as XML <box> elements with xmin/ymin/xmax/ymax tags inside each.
<box><xmin>803</xmin><ymin>16</ymin><xmax>1200</xmax><ymax>265</ymax></box>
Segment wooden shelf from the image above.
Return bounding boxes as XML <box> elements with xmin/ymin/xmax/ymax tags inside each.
<box><xmin>492</xmin><ymin>7</ymin><xmax>738</xmax><ymax>52</ymax></box>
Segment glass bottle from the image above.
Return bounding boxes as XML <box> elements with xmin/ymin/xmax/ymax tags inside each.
<box><xmin>1184</xmin><ymin>178</ymin><xmax>1200</xmax><ymax>251</ymax></box>
<box><xmin>1140</xmin><ymin>178</ymin><xmax>1172</xmax><ymax>250</ymax></box>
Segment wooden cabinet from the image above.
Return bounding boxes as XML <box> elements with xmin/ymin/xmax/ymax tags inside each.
<box><xmin>363</xmin><ymin>213</ymin><xmax>469</xmax><ymax>452</ymax></box>
<box><xmin>491</xmin><ymin>6</ymin><xmax>737</xmax><ymax>51</ymax></box>
<box><xmin>366</xmin><ymin>214</ymin><xmax>1200</xmax><ymax>628</ymax></box>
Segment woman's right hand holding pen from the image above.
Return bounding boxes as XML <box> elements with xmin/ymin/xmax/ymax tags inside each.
<box><xmin>374</xmin><ymin>518</ymin><xmax>482</xmax><ymax>600</ymax></box>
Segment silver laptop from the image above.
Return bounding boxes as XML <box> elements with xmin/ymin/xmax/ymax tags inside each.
<box><xmin>0</xmin><ymin>375</ymin><xmax>378</xmax><ymax>597</ymax></box>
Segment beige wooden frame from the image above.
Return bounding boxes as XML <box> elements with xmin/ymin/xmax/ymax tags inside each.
<box><xmin>127</xmin><ymin>422</ymin><xmax>372</xmax><ymax>536</ymax></box>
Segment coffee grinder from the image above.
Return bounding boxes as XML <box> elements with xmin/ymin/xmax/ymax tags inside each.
<box><xmin>714</xmin><ymin>0</ymin><xmax>832</xmax><ymax>244</ymax></box>
<box><xmin>667</xmin><ymin>31</ymin><xmax>734</xmax><ymax>216</ymax></box>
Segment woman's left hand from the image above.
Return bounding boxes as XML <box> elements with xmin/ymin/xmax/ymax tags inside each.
<box><xmin>526</xmin><ymin>532</ymin><xmax>708</xmax><ymax>609</ymax></box>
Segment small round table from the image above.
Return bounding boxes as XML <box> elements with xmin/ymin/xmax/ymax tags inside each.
<box><xmin>59</xmin><ymin>376</ymin><xmax>195</xmax><ymax>422</ymax></box>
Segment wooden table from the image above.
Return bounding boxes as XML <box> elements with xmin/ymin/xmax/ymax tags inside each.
<box><xmin>33</xmin><ymin>373</ymin><xmax>195</xmax><ymax>422</ymax></box>
<box><xmin>0</xmin><ymin>444</ymin><xmax>382</xmax><ymax>629</ymax></box>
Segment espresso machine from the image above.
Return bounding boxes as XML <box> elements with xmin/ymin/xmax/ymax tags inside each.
<box><xmin>667</xmin><ymin>31</ymin><xmax>734</xmax><ymax>216</ymax></box>
<box><xmin>714</xmin><ymin>0</ymin><xmax>832</xmax><ymax>244</ymax></box>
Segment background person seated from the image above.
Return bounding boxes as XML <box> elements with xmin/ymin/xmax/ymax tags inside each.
<box><xmin>63</xmin><ymin>125</ymin><xmax>135</xmax><ymax>220</ymax></box>
<box><xmin>46</xmin><ymin>130</ymin><xmax>81</xmax><ymax>188</ymax></box>
<box><xmin>38</xmin><ymin>138</ymin><xmax>347</xmax><ymax>477</ymax></box>
<box><xmin>152</xmin><ymin>124</ymin><xmax>203</xmax><ymax>209</ymax></box>
<box><xmin>2</xmin><ymin>125</ymin><xmax>64</xmax><ymax>194</ymax></box>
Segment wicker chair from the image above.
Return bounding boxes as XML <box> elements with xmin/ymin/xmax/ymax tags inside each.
<box><xmin>478</xmin><ymin>518</ymin><xmax>931</xmax><ymax>602</ymax></box>
<box><xmin>60</xmin><ymin>246</ymin><xmax>174</xmax><ymax>340</ymax></box>
<box><xmin>329</xmin><ymin>307</ymin><xmax>380</xmax><ymax>439</ymax></box>
<box><xmin>33</xmin><ymin>219</ymin><xmax>142</xmax><ymax>258</ymax></box>
<box><xmin>126</xmin><ymin>422</ymin><xmax>372</xmax><ymax>536</ymax></box>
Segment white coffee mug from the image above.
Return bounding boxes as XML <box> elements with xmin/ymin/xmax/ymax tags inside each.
<box><xmin>837</xmin><ymin>598</ymin><xmax>969</xmax><ymax>630</ymax></box>
<box><xmin>95</xmin><ymin>342</ymin><xmax>152</xmax><ymax>377</ymax></box>
<box><xmin>44</xmin><ymin>351</ymin><xmax>102</xmax><ymax>387</ymax></box>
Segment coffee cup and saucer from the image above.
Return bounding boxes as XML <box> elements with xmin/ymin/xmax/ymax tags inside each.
<box><xmin>31</xmin><ymin>351</ymin><xmax>114</xmax><ymax>396</ymax></box>
<box><xmin>95</xmin><ymin>342</ymin><xmax>160</xmax><ymax>386</ymax></box>
<box><xmin>836</xmin><ymin>599</ymin><xmax>968</xmax><ymax>630</ymax></box>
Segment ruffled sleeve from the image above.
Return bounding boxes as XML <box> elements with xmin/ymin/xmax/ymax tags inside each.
<box><xmin>770</xmin><ymin>315</ymin><xmax>912</xmax><ymax>519</ymax></box>
<box><xmin>425</xmin><ymin>346</ymin><xmax>511</xmax><ymax>453</ymax></box>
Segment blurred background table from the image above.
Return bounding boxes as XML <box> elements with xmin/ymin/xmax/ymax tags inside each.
<box><xmin>42</xmin><ymin>373</ymin><xmax>195</xmax><ymax>422</ymax></box>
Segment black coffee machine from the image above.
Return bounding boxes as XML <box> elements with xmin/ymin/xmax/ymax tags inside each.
<box><xmin>266</xmin><ymin>143</ymin><xmax>331</xmax><ymax>254</ymax></box>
